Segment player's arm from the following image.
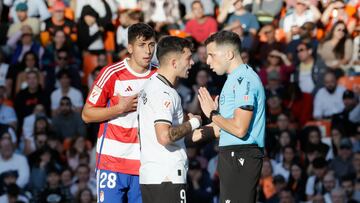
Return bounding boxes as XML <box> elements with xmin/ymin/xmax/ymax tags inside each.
<box><xmin>155</xmin><ymin>114</ymin><xmax>201</xmax><ymax>146</ymax></box>
<box><xmin>191</xmin><ymin>122</ymin><xmax>221</xmax><ymax>142</ymax></box>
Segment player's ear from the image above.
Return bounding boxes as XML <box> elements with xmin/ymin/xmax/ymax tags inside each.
<box><xmin>225</xmin><ymin>49</ymin><xmax>234</xmax><ymax>61</ymax></box>
<box><xmin>171</xmin><ymin>58</ymin><xmax>177</xmax><ymax>69</ymax></box>
<box><xmin>127</xmin><ymin>43</ymin><xmax>133</xmax><ymax>54</ymax></box>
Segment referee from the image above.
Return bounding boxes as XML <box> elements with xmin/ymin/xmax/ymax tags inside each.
<box><xmin>197</xmin><ymin>31</ymin><xmax>266</xmax><ymax>202</ymax></box>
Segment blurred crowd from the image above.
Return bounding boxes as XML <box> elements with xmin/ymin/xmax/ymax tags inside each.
<box><xmin>0</xmin><ymin>0</ymin><xmax>359</xmax><ymax>202</ymax></box>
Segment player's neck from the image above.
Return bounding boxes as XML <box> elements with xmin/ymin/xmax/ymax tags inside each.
<box><xmin>127</xmin><ymin>57</ymin><xmax>148</xmax><ymax>74</ymax></box>
<box><xmin>157</xmin><ymin>69</ymin><xmax>177</xmax><ymax>87</ymax></box>
<box><xmin>227</xmin><ymin>56</ymin><xmax>245</xmax><ymax>74</ymax></box>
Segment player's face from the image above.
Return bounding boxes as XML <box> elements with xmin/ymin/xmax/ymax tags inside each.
<box><xmin>176</xmin><ymin>48</ymin><xmax>194</xmax><ymax>79</ymax></box>
<box><xmin>128</xmin><ymin>36</ymin><xmax>156</xmax><ymax>68</ymax></box>
<box><xmin>206</xmin><ymin>42</ymin><xmax>227</xmax><ymax>75</ymax></box>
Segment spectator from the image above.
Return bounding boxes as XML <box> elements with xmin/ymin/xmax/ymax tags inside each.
<box><xmin>282</xmin><ymin>0</ymin><xmax>321</xmax><ymax>42</ymax></box>
<box><xmin>181</xmin><ymin>0</ymin><xmax>215</xmax><ymax>17</ymax></box>
<box><xmin>0</xmin><ymin>183</ymin><xmax>29</xmax><ymax>203</ymax></box>
<box><xmin>251</xmin><ymin>0</ymin><xmax>282</xmax><ymax>25</ymax></box>
<box><xmin>41</xmin><ymin>1</ymin><xmax>77</xmax><ymax>45</ymax></box>
<box><xmin>52</xmin><ymin>95</ymin><xmax>85</xmax><ymax>138</ymax></box>
<box><xmin>37</xmin><ymin>167</ymin><xmax>72</xmax><ymax>203</ymax></box>
<box><xmin>0</xmin><ymin>137</ymin><xmax>29</xmax><ymax>188</ymax></box>
<box><xmin>14</xmin><ymin>70</ymin><xmax>50</xmax><ymax>124</ymax></box>
<box><xmin>305</xmin><ymin>157</ymin><xmax>328</xmax><ymax>200</ymax></box>
<box><xmin>258</xmin><ymin>158</ymin><xmax>276</xmax><ymax>202</ymax></box>
<box><xmin>66</xmin><ymin>136</ymin><xmax>89</xmax><ymax>171</ymax></box>
<box><xmin>321</xmin><ymin>0</ymin><xmax>357</xmax><ymax>35</ymax></box>
<box><xmin>350</xmin><ymin>33</ymin><xmax>360</xmax><ymax>74</ymax></box>
<box><xmin>141</xmin><ymin>0</ymin><xmax>180</xmax><ymax>25</ymax></box>
<box><xmin>0</xmin><ymin>51</ymin><xmax>11</xmax><ymax>98</ymax></box>
<box><xmin>0</xmin><ymin>86</ymin><xmax>17</xmax><ymax>129</ymax></box>
<box><xmin>317</xmin><ymin>21</ymin><xmax>353</xmax><ymax>74</ymax></box>
<box><xmin>302</xmin><ymin>126</ymin><xmax>330</xmax><ymax>159</ymax></box>
<box><xmin>259</xmin><ymin>49</ymin><xmax>294</xmax><ymax>86</ymax></box>
<box><xmin>217</xmin><ymin>0</ymin><xmax>260</xmax><ymax>35</ymax></box>
<box><xmin>185</xmin><ymin>1</ymin><xmax>217</xmax><ymax>43</ymax></box>
<box><xmin>313</xmin><ymin>70</ymin><xmax>346</xmax><ymax>119</ymax></box>
<box><xmin>293</xmin><ymin>42</ymin><xmax>328</xmax><ymax>94</ymax></box>
<box><xmin>288</xmin><ymin>163</ymin><xmax>307</xmax><ymax>202</ymax></box>
<box><xmin>329</xmin><ymin>138</ymin><xmax>355</xmax><ymax>179</ymax></box>
<box><xmin>7</xmin><ymin>2</ymin><xmax>40</xmax><ymax>37</ymax></box>
<box><xmin>60</xmin><ymin>168</ymin><xmax>73</xmax><ymax>189</ymax></box>
<box><xmin>273</xmin><ymin>145</ymin><xmax>297</xmax><ymax>181</ymax></box>
<box><xmin>256</xmin><ymin>24</ymin><xmax>286</xmax><ymax>65</ymax></box>
<box><xmin>322</xmin><ymin>171</ymin><xmax>337</xmax><ymax>202</ymax></box>
<box><xmin>187</xmin><ymin>159</ymin><xmax>213</xmax><ymax>203</ymax></box>
<box><xmin>70</xmin><ymin>164</ymin><xmax>96</xmax><ymax>198</ymax></box>
<box><xmin>13</xmin><ymin>51</ymin><xmax>45</xmax><ymax>95</ymax></box>
<box><xmin>75</xmin><ymin>0</ymin><xmax>117</xmax><ymax>25</ymax></box>
<box><xmin>352</xmin><ymin>152</ymin><xmax>360</xmax><ymax>179</ymax></box>
<box><xmin>50</xmin><ymin>70</ymin><xmax>83</xmax><ymax>116</ymax></box>
<box><xmin>330</xmin><ymin>188</ymin><xmax>346</xmax><ymax>203</ymax></box>
<box><xmin>332</xmin><ymin>90</ymin><xmax>360</xmax><ymax>136</ymax></box>
<box><xmin>340</xmin><ymin>175</ymin><xmax>360</xmax><ymax>202</ymax></box>
<box><xmin>75</xmin><ymin>188</ymin><xmax>94</xmax><ymax>203</ymax></box>
<box><xmin>223</xmin><ymin>20</ymin><xmax>255</xmax><ymax>51</ymax></box>
<box><xmin>6</xmin><ymin>0</ymin><xmax>51</xmax><ymax>22</ymax></box>
<box><xmin>7</xmin><ymin>25</ymin><xmax>44</xmax><ymax>66</ymax></box>
<box><xmin>0</xmin><ymin>170</ymin><xmax>19</xmax><ymax>196</ymax></box>
<box><xmin>266</xmin><ymin>174</ymin><xmax>287</xmax><ymax>203</ymax></box>
<box><xmin>279</xmin><ymin>189</ymin><xmax>295</xmax><ymax>203</ymax></box>
<box><xmin>45</xmin><ymin>48</ymin><xmax>82</xmax><ymax>92</ymax></box>
<box><xmin>77</xmin><ymin>5</ymin><xmax>104</xmax><ymax>53</ymax></box>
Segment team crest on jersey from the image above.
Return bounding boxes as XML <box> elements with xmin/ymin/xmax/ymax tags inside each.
<box><xmin>163</xmin><ymin>100</ymin><xmax>171</xmax><ymax>109</ymax></box>
<box><xmin>89</xmin><ymin>85</ymin><xmax>102</xmax><ymax>104</ymax></box>
<box><xmin>100</xmin><ymin>190</ymin><xmax>104</xmax><ymax>202</ymax></box>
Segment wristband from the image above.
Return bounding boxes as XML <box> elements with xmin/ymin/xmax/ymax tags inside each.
<box><xmin>210</xmin><ymin>110</ymin><xmax>220</xmax><ymax>122</ymax></box>
<box><xmin>189</xmin><ymin>117</ymin><xmax>201</xmax><ymax>130</ymax></box>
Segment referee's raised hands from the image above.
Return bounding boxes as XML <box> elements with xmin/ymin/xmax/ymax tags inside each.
<box><xmin>198</xmin><ymin>87</ymin><xmax>219</xmax><ymax>118</ymax></box>
<box><xmin>116</xmin><ymin>94</ymin><xmax>138</xmax><ymax>114</ymax></box>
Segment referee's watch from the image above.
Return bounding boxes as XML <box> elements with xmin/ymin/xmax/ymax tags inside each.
<box><xmin>209</xmin><ymin>110</ymin><xmax>220</xmax><ymax>122</ymax></box>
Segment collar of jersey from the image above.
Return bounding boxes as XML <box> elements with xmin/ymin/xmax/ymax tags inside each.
<box><xmin>228</xmin><ymin>64</ymin><xmax>247</xmax><ymax>78</ymax></box>
<box><xmin>156</xmin><ymin>74</ymin><xmax>174</xmax><ymax>88</ymax></box>
<box><xmin>123</xmin><ymin>58</ymin><xmax>151</xmax><ymax>77</ymax></box>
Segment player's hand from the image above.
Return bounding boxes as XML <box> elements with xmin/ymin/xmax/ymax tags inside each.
<box><xmin>188</xmin><ymin>113</ymin><xmax>202</xmax><ymax>126</ymax></box>
<box><xmin>198</xmin><ymin>87</ymin><xmax>218</xmax><ymax>118</ymax></box>
<box><xmin>116</xmin><ymin>94</ymin><xmax>138</xmax><ymax>114</ymax></box>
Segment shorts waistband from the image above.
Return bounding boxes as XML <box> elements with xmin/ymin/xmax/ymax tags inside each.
<box><xmin>219</xmin><ymin>144</ymin><xmax>261</xmax><ymax>151</ymax></box>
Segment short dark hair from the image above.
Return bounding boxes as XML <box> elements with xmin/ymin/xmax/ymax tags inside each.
<box><xmin>204</xmin><ymin>31</ymin><xmax>242</xmax><ymax>54</ymax></box>
<box><xmin>128</xmin><ymin>23</ymin><xmax>155</xmax><ymax>44</ymax></box>
<box><xmin>156</xmin><ymin>36</ymin><xmax>193</xmax><ymax>65</ymax></box>
<box><xmin>56</xmin><ymin>69</ymin><xmax>71</xmax><ymax>80</ymax></box>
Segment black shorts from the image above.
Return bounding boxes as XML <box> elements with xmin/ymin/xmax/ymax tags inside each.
<box><xmin>218</xmin><ymin>144</ymin><xmax>263</xmax><ymax>203</ymax></box>
<box><xmin>141</xmin><ymin>182</ymin><xmax>186</xmax><ymax>203</ymax></box>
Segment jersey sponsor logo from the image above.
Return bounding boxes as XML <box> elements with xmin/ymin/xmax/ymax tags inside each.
<box><xmin>89</xmin><ymin>85</ymin><xmax>102</xmax><ymax>104</ymax></box>
<box><xmin>163</xmin><ymin>100</ymin><xmax>171</xmax><ymax>109</ymax></box>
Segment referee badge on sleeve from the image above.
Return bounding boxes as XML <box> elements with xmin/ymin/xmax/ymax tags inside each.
<box><xmin>243</xmin><ymin>95</ymin><xmax>249</xmax><ymax>101</ymax></box>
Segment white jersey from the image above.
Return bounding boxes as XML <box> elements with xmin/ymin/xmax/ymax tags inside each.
<box><xmin>138</xmin><ymin>74</ymin><xmax>188</xmax><ymax>184</ymax></box>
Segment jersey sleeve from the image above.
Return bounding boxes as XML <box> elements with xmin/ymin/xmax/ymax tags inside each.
<box><xmin>151</xmin><ymin>91</ymin><xmax>175</xmax><ymax>125</ymax></box>
<box><xmin>234</xmin><ymin>78</ymin><xmax>256</xmax><ymax>111</ymax></box>
<box><xmin>86</xmin><ymin>68</ymin><xmax>113</xmax><ymax>107</ymax></box>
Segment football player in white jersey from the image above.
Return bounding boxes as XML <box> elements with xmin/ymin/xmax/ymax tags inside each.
<box><xmin>137</xmin><ymin>36</ymin><xmax>203</xmax><ymax>202</ymax></box>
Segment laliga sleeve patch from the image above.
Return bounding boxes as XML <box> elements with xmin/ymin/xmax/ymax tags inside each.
<box><xmin>89</xmin><ymin>85</ymin><xmax>102</xmax><ymax>104</ymax></box>
<box><xmin>163</xmin><ymin>100</ymin><xmax>172</xmax><ymax>109</ymax></box>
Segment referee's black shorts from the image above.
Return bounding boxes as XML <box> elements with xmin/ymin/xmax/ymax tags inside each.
<box><xmin>141</xmin><ymin>182</ymin><xmax>186</xmax><ymax>203</ymax></box>
<box><xmin>218</xmin><ymin>144</ymin><xmax>264</xmax><ymax>203</ymax></box>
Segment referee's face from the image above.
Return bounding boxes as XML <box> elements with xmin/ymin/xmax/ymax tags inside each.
<box><xmin>206</xmin><ymin>42</ymin><xmax>226</xmax><ymax>75</ymax></box>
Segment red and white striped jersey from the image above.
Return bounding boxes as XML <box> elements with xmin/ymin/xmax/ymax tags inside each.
<box><xmin>86</xmin><ymin>58</ymin><xmax>157</xmax><ymax>175</ymax></box>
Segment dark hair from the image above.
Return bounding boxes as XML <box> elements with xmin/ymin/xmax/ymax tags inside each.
<box><xmin>322</xmin><ymin>21</ymin><xmax>348</xmax><ymax>59</ymax></box>
<box><xmin>341</xmin><ymin>174</ymin><xmax>356</xmax><ymax>185</ymax></box>
<box><xmin>297</xmin><ymin>41</ymin><xmax>313</xmax><ymax>50</ymax></box>
<box><xmin>204</xmin><ymin>31</ymin><xmax>242</xmax><ymax>54</ymax></box>
<box><xmin>56</xmin><ymin>69</ymin><xmax>71</xmax><ymax>80</ymax></box>
<box><xmin>75</xmin><ymin>188</ymin><xmax>94</xmax><ymax>203</ymax></box>
<box><xmin>128</xmin><ymin>23</ymin><xmax>155</xmax><ymax>44</ymax></box>
<box><xmin>22</xmin><ymin>51</ymin><xmax>39</xmax><ymax>68</ymax></box>
<box><xmin>156</xmin><ymin>36</ymin><xmax>193</xmax><ymax>65</ymax></box>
